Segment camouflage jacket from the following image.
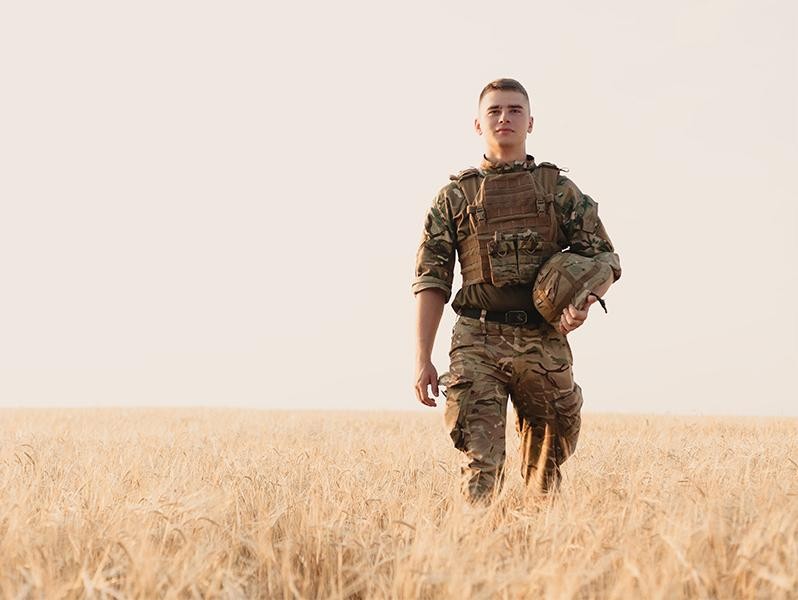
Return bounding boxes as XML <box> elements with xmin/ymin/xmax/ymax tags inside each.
<box><xmin>412</xmin><ymin>155</ymin><xmax>622</xmax><ymax>312</ymax></box>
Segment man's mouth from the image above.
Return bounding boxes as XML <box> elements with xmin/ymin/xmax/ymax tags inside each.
<box><xmin>496</xmin><ymin>129</ymin><xmax>514</xmax><ymax>133</ymax></box>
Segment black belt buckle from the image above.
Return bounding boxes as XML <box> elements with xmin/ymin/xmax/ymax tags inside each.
<box><xmin>505</xmin><ymin>310</ymin><xmax>528</xmax><ymax>325</ymax></box>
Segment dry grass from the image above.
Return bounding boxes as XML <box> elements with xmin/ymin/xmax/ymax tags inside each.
<box><xmin>1</xmin><ymin>408</ymin><xmax>797</xmax><ymax>599</ymax></box>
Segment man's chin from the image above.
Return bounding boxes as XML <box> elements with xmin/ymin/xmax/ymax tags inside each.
<box><xmin>494</xmin><ymin>138</ymin><xmax>524</xmax><ymax>149</ymax></box>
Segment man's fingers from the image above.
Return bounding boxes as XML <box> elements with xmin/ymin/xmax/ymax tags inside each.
<box><xmin>561</xmin><ymin>308</ymin><xmax>587</xmax><ymax>333</ymax></box>
<box><xmin>415</xmin><ymin>375</ymin><xmax>437</xmax><ymax>407</ymax></box>
<box><xmin>421</xmin><ymin>384</ymin><xmax>436</xmax><ymax>406</ymax></box>
<box><xmin>427</xmin><ymin>371</ymin><xmax>439</xmax><ymax>404</ymax></box>
<box><xmin>415</xmin><ymin>380</ymin><xmax>428</xmax><ymax>402</ymax></box>
<box><xmin>562</xmin><ymin>310</ymin><xmax>577</xmax><ymax>326</ymax></box>
<box><xmin>567</xmin><ymin>304</ymin><xmax>588</xmax><ymax>320</ymax></box>
<box><xmin>564</xmin><ymin>305</ymin><xmax>588</xmax><ymax>326</ymax></box>
<box><xmin>427</xmin><ymin>367</ymin><xmax>438</xmax><ymax>398</ymax></box>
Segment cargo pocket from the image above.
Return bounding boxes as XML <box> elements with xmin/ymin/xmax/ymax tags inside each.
<box><xmin>440</xmin><ymin>372</ymin><xmax>473</xmax><ymax>452</ymax></box>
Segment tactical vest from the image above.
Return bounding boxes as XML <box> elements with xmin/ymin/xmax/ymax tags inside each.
<box><xmin>451</xmin><ymin>163</ymin><xmax>562</xmax><ymax>288</ymax></box>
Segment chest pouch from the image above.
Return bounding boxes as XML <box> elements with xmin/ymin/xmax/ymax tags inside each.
<box><xmin>486</xmin><ymin>229</ymin><xmax>543</xmax><ymax>286</ymax></box>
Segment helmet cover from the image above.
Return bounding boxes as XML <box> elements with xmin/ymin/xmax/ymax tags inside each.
<box><xmin>533</xmin><ymin>252</ymin><xmax>612</xmax><ymax>327</ymax></box>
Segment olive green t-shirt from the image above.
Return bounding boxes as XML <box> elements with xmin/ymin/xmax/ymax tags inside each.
<box><xmin>450</xmin><ymin>283</ymin><xmax>534</xmax><ymax>313</ymax></box>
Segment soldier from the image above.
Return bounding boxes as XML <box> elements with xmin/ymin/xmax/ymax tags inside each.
<box><xmin>413</xmin><ymin>78</ymin><xmax>621</xmax><ymax>503</ymax></box>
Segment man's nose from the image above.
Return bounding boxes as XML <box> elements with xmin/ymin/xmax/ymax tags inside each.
<box><xmin>499</xmin><ymin>111</ymin><xmax>510</xmax><ymax>122</ymax></box>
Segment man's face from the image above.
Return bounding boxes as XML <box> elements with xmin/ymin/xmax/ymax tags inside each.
<box><xmin>474</xmin><ymin>89</ymin><xmax>533</xmax><ymax>150</ymax></box>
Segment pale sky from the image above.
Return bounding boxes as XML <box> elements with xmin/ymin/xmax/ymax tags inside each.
<box><xmin>1</xmin><ymin>1</ymin><xmax>796</xmax><ymax>415</ymax></box>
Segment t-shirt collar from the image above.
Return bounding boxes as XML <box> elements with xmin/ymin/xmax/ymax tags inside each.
<box><xmin>479</xmin><ymin>154</ymin><xmax>536</xmax><ymax>174</ymax></box>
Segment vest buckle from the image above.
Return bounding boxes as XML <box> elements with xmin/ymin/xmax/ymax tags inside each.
<box><xmin>466</xmin><ymin>205</ymin><xmax>486</xmax><ymax>223</ymax></box>
<box><xmin>536</xmin><ymin>197</ymin><xmax>547</xmax><ymax>214</ymax></box>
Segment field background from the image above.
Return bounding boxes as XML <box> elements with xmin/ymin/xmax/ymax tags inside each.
<box><xmin>1</xmin><ymin>408</ymin><xmax>796</xmax><ymax>599</ymax></box>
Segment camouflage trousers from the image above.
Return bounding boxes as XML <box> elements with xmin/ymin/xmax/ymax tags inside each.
<box><xmin>440</xmin><ymin>314</ymin><xmax>583</xmax><ymax>502</ymax></box>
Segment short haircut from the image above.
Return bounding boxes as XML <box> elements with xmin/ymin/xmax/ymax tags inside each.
<box><xmin>479</xmin><ymin>78</ymin><xmax>530</xmax><ymax>108</ymax></box>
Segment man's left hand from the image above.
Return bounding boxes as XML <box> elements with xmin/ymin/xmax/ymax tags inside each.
<box><xmin>558</xmin><ymin>295</ymin><xmax>599</xmax><ymax>335</ymax></box>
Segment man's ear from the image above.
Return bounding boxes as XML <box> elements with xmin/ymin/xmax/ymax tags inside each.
<box><xmin>474</xmin><ymin>118</ymin><xmax>482</xmax><ymax>135</ymax></box>
<box><xmin>528</xmin><ymin>116</ymin><xmax>534</xmax><ymax>134</ymax></box>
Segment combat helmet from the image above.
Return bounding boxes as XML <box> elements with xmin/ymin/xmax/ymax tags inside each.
<box><xmin>532</xmin><ymin>252</ymin><xmax>612</xmax><ymax>327</ymax></box>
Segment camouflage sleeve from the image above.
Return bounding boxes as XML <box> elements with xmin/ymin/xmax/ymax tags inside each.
<box><xmin>412</xmin><ymin>184</ymin><xmax>458</xmax><ymax>302</ymax></box>
<box><xmin>556</xmin><ymin>176</ymin><xmax>622</xmax><ymax>282</ymax></box>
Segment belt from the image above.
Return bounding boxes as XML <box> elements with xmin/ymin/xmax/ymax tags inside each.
<box><xmin>456</xmin><ymin>307</ymin><xmax>542</xmax><ymax>326</ymax></box>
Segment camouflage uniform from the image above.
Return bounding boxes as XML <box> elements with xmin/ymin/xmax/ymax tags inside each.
<box><xmin>413</xmin><ymin>155</ymin><xmax>621</xmax><ymax>502</ymax></box>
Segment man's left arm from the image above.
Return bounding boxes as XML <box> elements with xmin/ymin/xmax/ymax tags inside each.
<box><xmin>556</xmin><ymin>176</ymin><xmax>622</xmax><ymax>333</ymax></box>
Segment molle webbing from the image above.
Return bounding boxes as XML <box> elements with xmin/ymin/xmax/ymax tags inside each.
<box><xmin>457</xmin><ymin>165</ymin><xmax>561</xmax><ymax>287</ymax></box>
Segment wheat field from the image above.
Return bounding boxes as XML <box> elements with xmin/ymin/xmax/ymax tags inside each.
<box><xmin>1</xmin><ymin>408</ymin><xmax>796</xmax><ymax>599</ymax></box>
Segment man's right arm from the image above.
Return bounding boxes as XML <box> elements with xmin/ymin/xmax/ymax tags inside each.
<box><xmin>414</xmin><ymin>288</ymin><xmax>445</xmax><ymax>407</ymax></box>
<box><xmin>411</xmin><ymin>184</ymin><xmax>459</xmax><ymax>407</ymax></box>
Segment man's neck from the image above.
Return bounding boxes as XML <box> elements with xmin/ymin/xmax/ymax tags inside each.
<box><xmin>483</xmin><ymin>147</ymin><xmax>527</xmax><ymax>165</ymax></box>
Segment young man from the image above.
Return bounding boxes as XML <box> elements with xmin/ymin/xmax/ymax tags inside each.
<box><xmin>412</xmin><ymin>78</ymin><xmax>621</xmax><ymax>503</ymax></box>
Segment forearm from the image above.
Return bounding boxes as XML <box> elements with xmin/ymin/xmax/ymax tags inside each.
<box><xmin>415</xmin><ymin>288</ymin><xmax>446</xmax><ymax>362</ymax></box>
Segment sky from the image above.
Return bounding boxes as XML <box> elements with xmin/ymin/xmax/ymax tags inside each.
<box><xmin>1</xmin><ymin>0</ymin><xmax>796</xmax><ymax>415</ymax></box>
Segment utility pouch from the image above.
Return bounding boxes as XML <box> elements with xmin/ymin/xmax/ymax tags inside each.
<box><xmin>487</xmin><ymin>229</ymin><xmax>541</xmax><ymax>287</ymax></box>
<box><xmin>516</xmin><ymin>229</ymin><xmax>543</xmax><ymax>283</ymax></box>
<box><xmin>487</xmin><ymin>231</ymin><xmax>519</xmax><ymax>286</ymax></box>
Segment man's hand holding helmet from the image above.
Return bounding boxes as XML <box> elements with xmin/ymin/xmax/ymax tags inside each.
<box><xmin>533</xmin><ymin>252</ymin><xmax>614</xmax><ymax>335</ymax></box>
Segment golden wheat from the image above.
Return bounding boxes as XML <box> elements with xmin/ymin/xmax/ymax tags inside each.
<box><xmin>1</xmin><ymin>408</ymin><xmax>796</xmax><ymax>599</ymax></box>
